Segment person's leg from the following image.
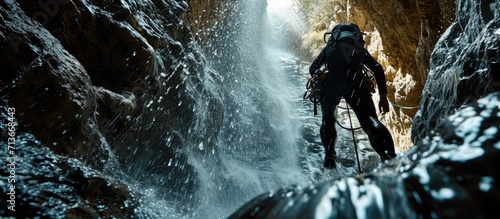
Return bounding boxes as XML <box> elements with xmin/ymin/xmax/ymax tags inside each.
<box><xmin>320</xmin><ymin>101</ymin><xmax>339</xmax><ymax>168</ymax></box>
<box><xmin>346</xmin><ymin>93</ymin><xmax>396</xmax><ymax>161</ymax></box>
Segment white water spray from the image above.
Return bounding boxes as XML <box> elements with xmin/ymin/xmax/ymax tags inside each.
<box><xmin>190</xmin><ymin>0</ymin><xmax>311</xmax><ymax>218</ymax></box>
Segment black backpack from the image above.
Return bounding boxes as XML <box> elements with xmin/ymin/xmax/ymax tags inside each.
<box><xmin>324</xmin><ymin>23</ymin><xmax>366</xmax><ymax>48</ymax></box>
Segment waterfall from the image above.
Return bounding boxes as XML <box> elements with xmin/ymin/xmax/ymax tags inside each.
<box><xmin>186</xmin><ymin>0</ymin><xmax>311</xmax><ymax>218</ymax></box>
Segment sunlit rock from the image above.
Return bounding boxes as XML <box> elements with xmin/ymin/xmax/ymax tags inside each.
<box><xmin>228</xmin><ymin>92</ymin><xmax>500</xmax><ymax>219</ymax></box>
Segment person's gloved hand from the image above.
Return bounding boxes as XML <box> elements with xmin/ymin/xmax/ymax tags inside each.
<box><xmin>379</xmin><ymin>93</ymin><xmax>390</xmax><ymax>115</ymax></box>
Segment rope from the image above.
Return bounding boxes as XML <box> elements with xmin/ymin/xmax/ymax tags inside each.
<box><xmin>345</xmin><ymin>102</ymin><xmax>362</xmax><ymax>173</ymax></box>
<box><xmin>303</xmin><ymin>75</ymin><xmax>321</xmax><ymax>115</ymax></box>
<box><xmin>388</xmin><ymin>100</ymin><xmax>419</xmax><ymax>109</ymax></box>
<box><xmin>338</xmin><ymin>98</ymin><xmax>419</xmax><ymax>110</ymax></box>
<box><xmin>336</xmin><ymin>102</ymin><xmax>362</xmax><ymax>131</ymax></box>
<box><xmin>336</xmin><ymin>120</ymin><xmax>362</xmax><ymax>131</ymax></box>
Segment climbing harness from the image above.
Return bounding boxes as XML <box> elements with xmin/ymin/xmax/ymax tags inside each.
<box><xmin>359</xmin><ymin>64</ymin><xmax>376</xmax><ymax>94</ymax></box>
<box><xmin>303</xmin><ymin>69</ymin><xmax>324</xmax><ymax>116</ymax></box>
<box><xmin>303</xmin><ymin>76</ymin><xmax>319</xmax><ymax>115</ymax></box>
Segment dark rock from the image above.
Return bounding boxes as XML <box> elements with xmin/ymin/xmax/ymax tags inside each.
<box><xmin>0</xmin><ymin>0</ymin><xmax>224</xmax><ymax>213</ymax></box>
<box><xmin>0</xmin><ymin>103</ymin><xmax>139</xmax><ymax>218</ymax></box>
<box><xmin>412</xmin><ymin>0</ymin><xmax>500</xmax><ymax>143</ymax></box>
<box><xmin>0</xmin><ymin>1</ymin><xmax>108</xmax><ymax>167</ymax></box>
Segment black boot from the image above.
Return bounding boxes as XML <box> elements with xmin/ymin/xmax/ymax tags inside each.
<box><xmin>380</xmin><ymin>153</ymin><xmax>396</xmax><ymax>162</ymax></box>
<box><xmin>320</xmin><ymin>120</ymin><xmax>337</xmax><ymax>169</ymax></box>
<box><xmin>324</xmin><ymin>156</ymin><xmax>336</xmax><ymax>169</ymax></box>
<box><xmin>322</xmin><ymin>141</ymin><xmax>337</xmax><ymax>169</ymax></box>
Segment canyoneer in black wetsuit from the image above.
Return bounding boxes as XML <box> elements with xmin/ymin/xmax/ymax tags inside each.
<box><xmin>309</xmin><ymin>23</ymin><xmax>396</xmax><ymax>169</ymax></box>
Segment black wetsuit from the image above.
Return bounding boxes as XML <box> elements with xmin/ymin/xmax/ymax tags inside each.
<box><xmin>309</xmin><ymin>38</ymin><xmax>396</xmax><ymax>166</ymax></box>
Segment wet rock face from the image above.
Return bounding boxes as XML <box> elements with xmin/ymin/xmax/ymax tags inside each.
<box><xmin>0</xmin><ymin>0</ymin><xmax>223</xmax><ymax>212</ymax></box>
<box><xmin>0</xmin><ymin>2</ymin><xmax>107</xmax><ymax>167</ymax></box>
<box><xmin>228</xmin><ymin>92</ymin><xmax>500</xmax><ymax>219</ymax></box>
<box><xmin>0</xmin><ymin>102</ymin><xmax>138</xmax><ymax>218</ymax></box>
<box><xmin>183</xmin><ymin>0</ymin><xmax>232</xmax><ymax>41</ymax></box>
<box><xmin>412</xmin><ymin>0</ymin><xmax>500</xmax><ymax>143</ymax></box>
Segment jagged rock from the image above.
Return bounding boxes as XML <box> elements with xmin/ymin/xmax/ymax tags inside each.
<box><xmin>3</xmin><ymin>0</ymin><xmax>497</xmax><ymax>218</ymax></box>
<box><xmin>352</xmin><ymin>0</ymin><xmax>455</xmax><ymax>150</ymax></box>
<box><xmin>228</xmin><ymin>92</ymin><xmax>500</xmax><ymax>219</ymax></box>
<box><xmin>352</xmin><ymin>0</ymin><xmax>455</xmax><ymax>84</ymax></box>
<box><xmin>412</xmin><ymin>0</ymin><xmax>500</xmax><ymax>143</ymax></box>
<box><xmin>0</xmin><ymin>2</ymin><xmax>108</xmax><ymax>167</ymax></box>
<box><xmin>0</xmin><ymin>0</ymin><xmax>224</xmax><ymax>212</ymax></box>
<box><xmin>0</xmin><ymin>101</ymin><xmax>139</xmax><ymax>218</ymax></box>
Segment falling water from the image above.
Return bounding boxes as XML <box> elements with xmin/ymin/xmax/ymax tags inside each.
<box><xmin>189</xmin><ymin>0</ymin><xmax>310</xmax><ymax>218</ymax></box>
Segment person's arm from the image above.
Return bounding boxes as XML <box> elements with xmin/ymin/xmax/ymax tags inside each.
<box><xmin>364</xmin><ymin>52</ymin><xmax>390</xmax><ymax>114</ymax></box>
<box><xmin>364</xmin><ymin>53</ymin><xmax>387</xmax><ymax>95</ymax></box>
<box><xmin>309</xmin><ymin>49</ymin><xmax>326</xmax><ymax>76</ymax></box>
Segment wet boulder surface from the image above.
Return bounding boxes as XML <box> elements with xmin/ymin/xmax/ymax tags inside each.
<box><xmin>0</xmin><ymin>100</ymin><xmax>138</xmax><ymax>218</ymax></box>
<box><xmin>0</xmin><ymin>135</ymin><xmax>138</xmax><ymax>218</ymax></box>
<box><xmin>229</xmin><ymin>92</ymin><xmax>500</xmax><ymax>219</ymax></box>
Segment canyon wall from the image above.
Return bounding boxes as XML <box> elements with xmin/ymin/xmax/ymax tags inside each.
<box><xmin>229</xmin><ymin>91</ymin><xmax>500</xmax><ymax>219</ymax></box>
<box><xmin>183</xmin><ymin>0</ymin><xmax>232</xmax><ymax>42</ymax></box>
